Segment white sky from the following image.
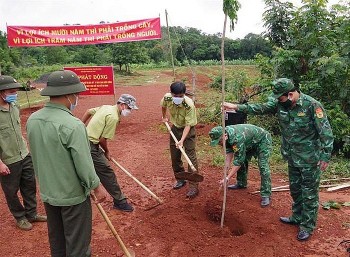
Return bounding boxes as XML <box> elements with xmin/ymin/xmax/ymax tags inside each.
<box><xmin>0</xmin><ymin>0</ymin><xmax>342</xmax><ymax>40</ymax></box>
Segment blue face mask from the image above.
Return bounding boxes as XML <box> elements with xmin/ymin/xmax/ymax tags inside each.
<box><xmin>4</xmin><ymin>94</ymin><xmax>18</xmax><ymax>103</ymax></box>
<box><xmin>67</xmin><ymin>94</ymin><xmax>78</xmax><ymax>111</ymax></box>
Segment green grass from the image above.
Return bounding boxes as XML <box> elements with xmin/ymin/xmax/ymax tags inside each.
<box><xmin>17</xmin><ymin>90</ymin><xmax>48</xmax><ymax>108</ymax></box>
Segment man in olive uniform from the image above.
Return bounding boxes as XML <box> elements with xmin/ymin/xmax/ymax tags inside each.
<box><xmin>27</xmin><ymin>70</ymin><xmax>107</xmax><ymax>256</ymax></box>
<box><xmin>209</xmin><ymin>124</ymin><xmax>272</xmax><ymax>207</ymax></box>
<box><xmin>161</xmin><ymin>81</ymin><xmax>200</xmax><ymax>199</ymax></box>
<box><xmin>223</xmin><ymin>78</ymin><xmax>334</xmax><ymax>241</ymax></box>
<box><xmin>81</xmin><ymin>94</ymin><xmax>138</xmax><ymax>212</ymax></box>
<box><xmin>0</xmin><ymin>75</ymin><xmax>46</xmax><ymax>231</ymax></box>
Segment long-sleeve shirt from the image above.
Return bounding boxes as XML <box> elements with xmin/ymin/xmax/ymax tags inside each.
<box><xmin>225</xmin><ymin>124</ymin><xmax>272</xmax><ymax>166</ymax></box>
<box><xmin>0</xmin><ymin>103</ymin><xmax>28</xmax><ymax>165</ymax></box>
<box><xmin>26</xmin><ymin>102</ymin><xmax>100</xmax><ymax>206</ymax></box>
<box><xmin>237</xmin><ymin>93</ymin><xmax>334</xmax><ymax>167</ymax></box>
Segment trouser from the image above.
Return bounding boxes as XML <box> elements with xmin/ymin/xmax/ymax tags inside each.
<box><xmin>236</xmin><ymin>137</ymin><xmax>272</xmax><ymax>197</ymax></box>
<box><xmin>0</xmin><ymin>155</ymin><xmax>37</xmax><ymax>221</ymax></box>
<box><xmin>288</xmin><ymin>165</ymin><xmax>321</xmax><ymax>233</ymax></box>
<box><xmin>90</xmin><ymin>142</ymin><xmax>126</xmax><ymax>205</ymax></box>
<box><xmin>44</xmin><ymin>198</ymin><xmax>92</xmax><ymax>257</ymax></box>
<box><xmin>170</xmin><ymin>125</ymin><xmax>199</xmax><ymax>189</ymax></box>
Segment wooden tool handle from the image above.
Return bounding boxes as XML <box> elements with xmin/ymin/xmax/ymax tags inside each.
<box><xmin>164</xmin><ymin>122</ymin><xmax>197</xmax><ymax>172</ymax></box>
<box><xmin>111</xmin><ymin>158</ymin><xmax>163</xmax><ymax>204</ymax></box>
<box><xmin>91</xmin><ymin>194</ymin><xmax>134</xmax><ymax>257</ymax></box>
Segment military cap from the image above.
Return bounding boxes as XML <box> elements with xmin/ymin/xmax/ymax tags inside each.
<box><xmin>118</xmin><ymin>94</ymin><xmax>138</xmax><ymax>109</ymax></box>
<box><xmin>40</xmin><ymin>70</ymin><xmax>86</xmax><ymax>96</ymax></box>
<box><xmin>0</xmin><ymin>75</ymin><xmax>22</xmax><ymax>91</ymax></box>
<box><xmin>271</xmin><ymin>78</ymin><xmax>295</xmax><ymax>99</ymax></box>
<box><xmin>209</xmin><ymin>126</ymin><xmax>224</xmax><ymax>146</ymax></box>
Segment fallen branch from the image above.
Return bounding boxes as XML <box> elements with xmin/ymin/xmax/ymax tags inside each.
<box><xmin>326</xmin><ymin>182</ymin><xmax>350</xmax><ymax>192</ymax></box>
<box><xmin>250</xmin><ymin>184</ymin><xmax>341</xmax><ymax>194</ymax></box>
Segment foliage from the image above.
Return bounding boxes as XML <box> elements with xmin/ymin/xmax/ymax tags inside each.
<box><xmin>263</xmin><ymin>0</ymin><xmax>295</xmax><ymax>48</ymax></box>
<box><xmin>223</xmin><ymin>0</ymin><xmax>241</xmax><ymax>31</ymax></box>
<box><xmin>262</xmin><ymin>0</ymin><xmax>350</xmax><ymax>156</ymax></box>
<box><xmin>327</xmin><ymin>105</ymin><xmax>350</xmax><ymax>156</ymax></box>
<box><xmin>0</xmin><ymin>25</ymin><xmax>272</xmax><ymax>77</ymax></box>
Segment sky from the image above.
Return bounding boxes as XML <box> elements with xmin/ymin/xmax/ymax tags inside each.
<box><xmin>0</xmin><ymin>0</ymin><xmax>342</xmax><ymax>40</ymax></box>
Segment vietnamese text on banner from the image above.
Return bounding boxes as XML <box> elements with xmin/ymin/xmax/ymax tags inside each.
<box><xmin>7</xmin><ymin>17</ymin><xmax>161</xmax><ymax>47</ymax></box>
<box><xmin>64</xmin><ymin>66</ymin><xmax>115</xmax><ymax>96</ymax></box>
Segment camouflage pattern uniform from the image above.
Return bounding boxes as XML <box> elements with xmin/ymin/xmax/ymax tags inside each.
<box><xmin>160</xmin><ymin>93</ymin><xmax>199</xmax><ymax>189</ymax></box>
<box><xmin>225</xmin><ymin>124</ymin><xmax>272</xmax><ymax>197</ymax></box>
<box><xmin>237</xmin><ymin>92</ymin><xmax>334</xmax><ymax>233</ymax></box>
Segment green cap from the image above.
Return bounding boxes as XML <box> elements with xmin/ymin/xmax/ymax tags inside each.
<box><xmin>271</xmin><ymin>78</ymin><xmax>294</xmax><ymax>99</ymax></box>
<box><xmin>0</xmin><ymin>75</ymin><xmax>22</xmax><ymax>91</ymax></box>
<box><xmin>40</xmin><ymin>70</ymin><xmax>86</xmax><ymax>96</ymax></box>
<box><xmin>209</xmin><ymin>126</ymin><xmax>223</xmax><ymax>146</ymax></box>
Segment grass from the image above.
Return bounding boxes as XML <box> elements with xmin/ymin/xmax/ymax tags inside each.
<box><xmin>17</xmin><ymin>90</ymin><xmax>48</xmax><ymax>108</ymax></box>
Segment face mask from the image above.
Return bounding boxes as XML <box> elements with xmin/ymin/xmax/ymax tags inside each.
<box><xmin>279</xmin><ymin>98</ymin><xmax>293</xmax><ymax>109</ymax></box>
<box><xmin>67</xmin><ymin>94</ymin><xmax>78</xmax><ymax>111</ymax></box>
<box><xmin>121</xmin><ymin>109</ymin><xmax>131</xmax><ymax>117</ymax></box>
<box><xmin>172</xmin><ymin>97</ymin><xmax>183</xmax><ymax>105</ymax></box>
<box><xmin>2</xmin><ymin>94</ymin><xmax>18</xmax><ymax>103</ymax></box>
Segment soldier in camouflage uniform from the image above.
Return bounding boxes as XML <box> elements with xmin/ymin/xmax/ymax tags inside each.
<box><xmin>223</xmin><ymin>78</ymin><xmax>334</xmax><ymax>241</ymax></box>
<box><xmin>161</xmin><ymin>81</ymin><xmax>200</xmax><ymax>199</ymax></box>
<box><xmin>209</xmin><ymin>124</ymin><xmax>272</xmax><ymax>207</ymax></box>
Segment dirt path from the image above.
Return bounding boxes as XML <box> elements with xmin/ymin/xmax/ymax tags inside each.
<box><xmin>0</xmin><ymin>74</ymin><xmax>349</xmax><ymax>257</ymax></box>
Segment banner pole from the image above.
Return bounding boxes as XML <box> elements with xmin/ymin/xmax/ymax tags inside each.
<box><xmin>111</xmin><ymin>63</ymin><xmax>116</xmax><ymax>104</ymax></box>
<box><xmin>165</xmin><ymin>9</ymin><xmax>176</xmax><ymax>81</ymax></box>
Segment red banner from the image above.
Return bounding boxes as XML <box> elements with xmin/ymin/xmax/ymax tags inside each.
<box><xmin>64</xmin><ymin>66</ymin><xmax>114</xmax><ymax>96</ymax></box>
<box><xmin>7</xmin><ymin>18</ymin><xmax>161</xmax><ymax>47</ymax></box>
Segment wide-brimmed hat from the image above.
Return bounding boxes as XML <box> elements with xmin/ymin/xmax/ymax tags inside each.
<box><xmin>40</xmin><ymin>70</ymin><xmax>86</xmax><ymax>96</ymax></box>
<box><xmin>0</xmin><ymin>76</ymin><xmax>22</xmax><ymax>91</ymax></box>
<box><xmin>271</xmin><ymin>78</ymin><xmax>295</xmax><ymax>99</ymax></box>
<box><xmin>209</xmin><ymin>126</ymin><xmax>224</xmax><ymax>146</ymax></box>
<box><xmin>118</xmin><ymin>94</ymin><xmax>138</xmax><ymax>109</ymax></box>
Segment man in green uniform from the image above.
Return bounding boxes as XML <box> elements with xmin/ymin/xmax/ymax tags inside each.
<box><xmin>223</xmin><ymin>78</ymin><xmax>334</xmax><ymax>241</ymax></box>
<box><xmin>0</xmin><ymin>75</ymin><xmax>46</xmax><ymax>231</ymax></box>
<box><xmin>81</xmin><ymin>94</ymin><xmax>138</xmax><ymax>212</ymax></box>
<box><xmin>209</xmin><ymin>124</ymin><xmax>272</xmax><ymax>207</ymax></box>
<box><xmin>161</xmin><ymin>81</ymin><xmax>200</xmax><ymax>199</ymax></box>
<box><xmin>27</xmin><ymin>70</ymin><xmax>107</xmax><ymax>257</ymax></box>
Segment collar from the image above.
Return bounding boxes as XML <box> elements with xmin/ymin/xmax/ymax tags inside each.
<box><xmin>295</xmin><ymin>93</ymin><xmax>304</xmax><ymax>107</ymax></box>
<box><xmin>44</xmin><ymin>102</ymin><xmax>73</xmax><ymax>115</ymax></box>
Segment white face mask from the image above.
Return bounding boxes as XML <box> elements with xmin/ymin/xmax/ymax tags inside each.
<box><xmin>121</xmin><ymin>109</ymin><xmax>131</xmax><ymax>116</ymax></box>
<box><xmin>172</xmin><ymin>97</ymin><xmax>183</xmax><ymax>105</ymax></box>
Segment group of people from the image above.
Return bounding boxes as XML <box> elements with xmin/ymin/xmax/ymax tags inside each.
<box><xmin>0</xmin><ymin>71</ymin><xmax>334</xmax><ymax>256</ymax></box>
<box><xmin>208</xmin><ymin>78</ymin><xmax>334</xmax><ymax>241</ymax></box>
<box><xmin>0</xmin><ymin>70</ymin><xmax>139</xmax><ymax>256</ymax></box>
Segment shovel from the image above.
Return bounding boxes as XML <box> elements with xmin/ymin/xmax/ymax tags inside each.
<box><xmin>91</xmin><ymin>194</ymin><xmax>135</xmax><ymax>257</ymax></box>
<box><xmin>164</xmin><ymin>121</ymin><xmax>204</xmax><ymax>182</ymax></box>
